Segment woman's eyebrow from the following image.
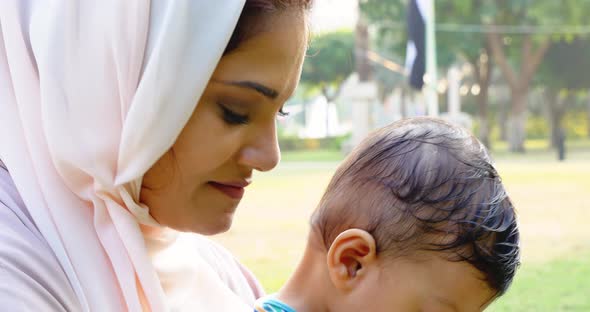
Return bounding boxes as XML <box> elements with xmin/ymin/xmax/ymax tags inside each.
<box><xmin>211</xmin><ymin>79</ymin><xmax>279</xmax><ymax>100</ymax></box>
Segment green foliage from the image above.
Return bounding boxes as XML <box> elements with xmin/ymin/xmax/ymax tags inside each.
<box><xmin>471</xmin><ymin>112</ymin><xmax>587</xmax><ymax>142</ymax></box>
<box><xmin>360</xmin><ymin>0</ymin><xmax>490</xmax><ymax>69</ymax></box>
<box><xmin>480</xmin><ymin>0</ymin><xmax>590</xmax><ymax>29</ymax></box>
<box><xmin>526</xmin><ymin>115</ymin><xmax>550</xmax><ymax>140</ymax></box>
<box><xmin>435</xmin><ymin>1</ymin><xmax>489</xmax><ymax>65</ymax></box>
<box><xmin>278</xmin><ymin>134</ymin><xmax>351</xmax><ymax>152</ymax></box>
<box><xmin>564</xmin><ymin>110</ymin><xmax>589</xmax><ymax>140</ymax></box>
<box><xmin>482</xmin><ymin>0</ymin><xmax>590</xmax><ymax>70</ymax></box>
<box><xmin>301</xmin><ymin>30</ymin><xmax>355</xmax><ymax>90</ymax></box>
<box><xmin>537</xmin><ymin>37</ymin><xmax>590</xmax><ymax>90</ymax></box>
<box><xmin>523</xmin><ymin>114</ymin><xmax>588</xmax><ymax>141</ymax></box>
<box><xmin>359</xmin><ymin>0</ymin><xmax>407</xmax><ymax>57</ymax></box>
<box><xmin>360</xmin><ymin>0</ymin><xmax>590</xmax><ymax>71</ymax></box>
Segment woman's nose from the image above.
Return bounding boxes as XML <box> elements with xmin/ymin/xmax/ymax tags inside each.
<box><xmin>237</xmin><ymin>123</ymin><xmax>280</xmax><ymax>172</ymax></box>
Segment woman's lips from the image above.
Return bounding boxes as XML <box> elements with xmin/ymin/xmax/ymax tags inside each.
<box><xmin>208</xmin><ymin>181</ymin><xmax>247</xmax><ymax>199</ymax></box>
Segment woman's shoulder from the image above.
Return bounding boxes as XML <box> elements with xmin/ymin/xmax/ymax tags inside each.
<box><xmin>0</xmin><ymin>167</ymin><xmax>80</xmax><ymax>311</ymax></box>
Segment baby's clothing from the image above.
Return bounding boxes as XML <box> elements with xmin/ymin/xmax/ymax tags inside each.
<box><xmin>254</xmin><ymin>295</ymin><xmax>296</xmax><ymax>312</ymax></box>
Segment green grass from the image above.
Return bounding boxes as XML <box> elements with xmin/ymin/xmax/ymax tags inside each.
<box><xmin>489</xmin><ymin>252</ymin><xmax>590</xmax><ymax>312</ymax></box>
<box><xmin>215</xmin><ymin>142</ymin><xmax>590</xmax><ymax>310</ymax></box>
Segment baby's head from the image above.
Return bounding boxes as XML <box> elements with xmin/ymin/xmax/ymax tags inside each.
<box><xmin>293</xmin><ymin>118</ymin><xmax>519</xmax><ymax>311</ymax></box>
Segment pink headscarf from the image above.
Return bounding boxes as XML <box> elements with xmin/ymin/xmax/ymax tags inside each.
<box><xmin>0</xmin><ymin>0</ymin><xmax>254</xmax><ymax>310</ymax></box>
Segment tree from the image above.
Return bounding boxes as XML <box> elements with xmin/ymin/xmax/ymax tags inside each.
<box><xmin>301</xmin><ymin>30</ymin><xmax>355</xmax><ymax>137</ymax></box>
<box><xmin>482</xmin><ymin>0</ymin><xmax>590</xmax><ymax>152</ymax></box>
<box><xmin>484</xmin><ymin>5</ymin><xmax>548</xmax><ymax>152</ymax></box>
<box><xmin>301</xmin><ymin>30</ymin><xmax>355</xmax><ymax>102</ymax></box>
<box><xmin>537</xmin><ymin>38</ymin><xmax>590</xmax><ymax>149</ymax></box>
<box><xmin>587</xmin><ymin>91</ymin><xmax>590</xmax><ymax>138</ymax></box>
<box><xmin>359</xmin><ymin>0</ymin><xmax>409</xmax><ymax>116</ymax></box>
<box><xmin>361</xmin><ymin>0</ymin><xmax>590</xmax><ymax>151</ymax></box>
<box><xmin>436</xmin><ymin>0</ymin><xmax>495</xmax><ymax>148</ymax></box>
<box><xmin>360</xmin><ymin>0</ymin><xmax>496</xmax><ymax>148</ymax></box>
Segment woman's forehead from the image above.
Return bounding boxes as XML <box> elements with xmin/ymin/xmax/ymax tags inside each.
<box><xmin>211</xmin><ymin>12</ymin><xmax>308</xmax><ymax>101</ymax></box>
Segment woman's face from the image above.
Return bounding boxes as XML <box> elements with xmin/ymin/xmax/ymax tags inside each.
<box><xmin>141</xmin><ymin>11</ymin><xmax>308</xmax><ymax>234</ymax></box>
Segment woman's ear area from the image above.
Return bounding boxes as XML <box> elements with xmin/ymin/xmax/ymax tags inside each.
<box><xmin>326</xmin><ymin>228</ymin><xmax>377</xmax><ymax>291</ymax></box>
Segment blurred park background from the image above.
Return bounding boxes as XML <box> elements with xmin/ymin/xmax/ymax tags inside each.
<box><xmin>216</xmin><ymin>1</ymin><xmax>590</xmax><ymax>310</ymax></box>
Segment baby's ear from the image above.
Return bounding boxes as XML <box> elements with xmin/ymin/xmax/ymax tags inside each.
<box><xmin>326</xmin><ymin>229</ymin><xmax>377</xmax><ymax>292</ymax></box>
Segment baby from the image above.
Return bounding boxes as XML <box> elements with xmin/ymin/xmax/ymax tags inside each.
<box><xmin>254</xmin><ymin>117</ymin><xmax>520</xmax><ymax>311</ymax></box>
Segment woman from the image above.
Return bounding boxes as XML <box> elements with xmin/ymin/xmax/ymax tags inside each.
<box><xmin>0</xmin><ymin>0</ymin><xmax>312</xmax><ymax>310</ymax></box>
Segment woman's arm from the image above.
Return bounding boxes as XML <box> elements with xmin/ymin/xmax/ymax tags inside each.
<box><xmin>0</xmin><ymin>176</ymin><xmax>81</xmax><ymax>311</ymax></box>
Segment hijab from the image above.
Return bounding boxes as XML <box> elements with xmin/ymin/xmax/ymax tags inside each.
<box><xmin>0</xmin><ymin>1</ymin><xmax>254</xmax><ymax>310</ymax></box>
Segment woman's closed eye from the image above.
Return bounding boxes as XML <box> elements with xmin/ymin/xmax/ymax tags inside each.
<box><xmin>220</xmin><ymin>104</ymin><xmax>249</xmax><ymax>125</ymax></box>
<box><xmin>220</xmin><ymin>103</ymin><xmax>290</xmax><ymax>126</ymax></box>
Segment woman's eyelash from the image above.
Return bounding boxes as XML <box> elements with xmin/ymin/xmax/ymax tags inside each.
<box><xmin>220</xmin><ymin>104</ymin><xmax>249</xmax><ymax>125</ymax></box>
<box><xmin>278</xmin><ymin>108</ymin><xmax>289</xmax><ymax>117</ymax></box>
<box><xmin>219</xmin><ymin>103</ymin><xmax>289</xmax><ymax>125</ymax></box>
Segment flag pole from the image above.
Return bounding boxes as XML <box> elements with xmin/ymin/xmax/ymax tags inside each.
<box><xmin>425</xmin><ymin>0</ymin><xmax>438</xmax><ymax>116</ymax></box>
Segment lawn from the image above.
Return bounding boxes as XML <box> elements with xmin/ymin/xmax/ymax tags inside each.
<box><xmin>489</xmin><ymin>251</ymin><xmax>590</xmax><ymax>311</ymax></box>
<box><xmin>214</xmin><ymin>141</ymin><xmax>590</xmax><ymax>311</ymax></box>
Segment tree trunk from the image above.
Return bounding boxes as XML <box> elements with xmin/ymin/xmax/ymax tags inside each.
<box><xmin>587</xmin><ymin>90</ymin><xmax>590</xmax><ymax>138</ymax></box>
<box><xmin>474</xmin><ymin>75</ymin><xmax>491</xmax><ymax>148</ymax></box>
<box><xmin>508</xmin><ymin>90</ymin><xmax>528</xmax><ymax>153</ymax></box>
<box><xmin>472</xmin><ymin>48</ymin><xmax>493</xmax><ymax>149</ymax></box>
<box><xmin>546</xmin><ymin>89</ymin><xmax>570</xmax><ymax>150</ymax></box>
<box><xmin>546</xmin><ymin>89</ymin><xmax>560</xmax><ymax>149</ymax></box>
<box><xmin>486</xmin><ymin>33</ymin><xmax>550</xmax><ymax>152</ymax></box>
<box><xmin>499</xmin><ymin>100</ymin><xmax>508</xmax><ymax>142</ymax></box>
<box><xmin>477</xmin><ymin>89</ymin><xmax>490</xmax><ymax>148</ymax></box>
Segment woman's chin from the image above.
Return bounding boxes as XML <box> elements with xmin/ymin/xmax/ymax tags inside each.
<box><xmin>184</xmin><ymin>213</ymin><xmax>235</xmax><ymax>235</ymax></box>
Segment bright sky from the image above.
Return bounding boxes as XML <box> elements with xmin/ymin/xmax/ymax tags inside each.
<box><xmin>310</xmin><ymin>0</ymin><xmax>358</xmax><ymax>33</ymax></box>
